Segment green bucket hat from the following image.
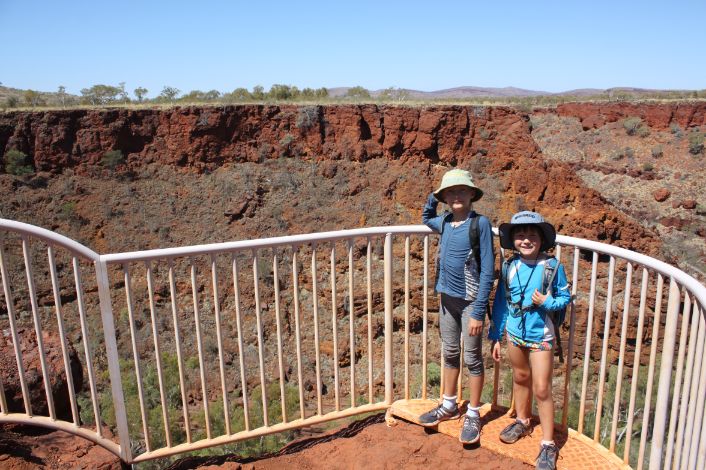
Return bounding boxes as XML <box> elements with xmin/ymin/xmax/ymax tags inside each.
<box><xmin>433</xmin><ymin>169</ymin><xmax>484</xmax><ymax>202</ymax></box>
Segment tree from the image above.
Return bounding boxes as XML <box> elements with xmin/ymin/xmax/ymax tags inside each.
<box><xmin>379</xmin><ymin>87</ymin><xmax>409</xmax><ymax>102</ymax></box>
<box><xmin>252</xmin><ymin>85</ymin><xmax>265</xmax><ymax>100</ymax></box>
<box><xmin>58</xmin><ymin>86</ymin><xmax>67</xmax><ymax>107</ymax></box>
<box><xmin>134</xmin><ymin>87</ymin><xmax>148</xmax><ymax>102</ymax></box>
<box><xmin>24</xmin><ymin>89</ymin><xmax>44</xmax><ymax>107</ymax></box>
<box><xmin>268</xmin><ymin>84</ymin><xmax>293</xmax><ymax>100</ymax></box>
<box><xmin>118</xmin><ymin>82</ymin><xmax>129</xmax><ymax>103</ymax></box>
<box><xmin>224</xmin><ymin>88</ymin><xmax>251</xmax><ymax>102</ymax></box>
<box><xmin>80</xmin><ymin>84</ymin><xmax>121</xmax><ymax>105</ymax></box>
<box><xmin>159</xmin><ymin>86</ymin><xmax>180</xmax><ymax>103</ymax></box>
<box><xmin>345</xmin><ymin>86</ymin><xmax>371</xmax><ymax>100</ymax></box>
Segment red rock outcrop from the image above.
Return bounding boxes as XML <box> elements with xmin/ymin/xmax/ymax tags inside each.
<box><xmin>0</xmin><ymin>328</ymin><xmax>83</xmax><ymax>421</ymax></box>
<box><xmin>0</xmin><ymin>105</ymin><xmax>661</xmax><ymax>256</ymax></box>
<box><xmin>553</xmin><ymin>102</ymin><xmax>706</xmax><ymax>131</ymax></box>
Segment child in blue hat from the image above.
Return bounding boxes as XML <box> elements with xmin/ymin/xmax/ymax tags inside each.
<box><xmin>489</xmin><ymin>211</ymin><xmax>570</xmax><ymax>470</ymax></box>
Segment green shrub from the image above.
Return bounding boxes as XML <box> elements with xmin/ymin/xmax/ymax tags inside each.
<box><xmin>101</xmin><ymin>149</ymin><xmax>125</xmax><ymax>169</ymax></box>
<box><xmin>623</xmin><ymin>117</ymin><xmax>643</xmax><ymax>135</ymax></box>
<box><xmin>427</xmin><ymin>362</ymin><xmax>441</xmax><ymax>386</ymax></box>
<box><xmin>636</xmin><ymin>125</ymin><xmax>650</xmax><ymax>138</ymax></box>
<box><xmin>688</xmin><ymin>131</ymin><xmax>704</xmax><ymax>155</ymax></box>
<box><xmin>624</xmin><ymin>147</ymin><xmax>635</xmax><ymax>158</ymax></box>
<box><xmin>670</xmin><ymin>123</ymin><xmax>682</xmax><ymax>136</ymax></box>
<box><xmin>642</xmin><ymin>162</ymin><xmax>654</xmax><ymax>172</ymax></box>
<box><xmin>3</xmin><ymin>149</ymin><xmax>34</xmax><ymax>175</ymax></box>
<box><xmin>296</xmin><ymin>106</ymin><xmax>318</xmax><ymax>130</ymax></box>
<box><xmin>651</xmin><ymin>145</ymin><xmax>663</xmax><ymax>158</ymax></box>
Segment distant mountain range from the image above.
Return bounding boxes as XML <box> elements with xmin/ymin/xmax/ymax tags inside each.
<box><xmin>328</xmin><ymin>86</ymin><xmax>697</xmax><ymax>99</ymax></box>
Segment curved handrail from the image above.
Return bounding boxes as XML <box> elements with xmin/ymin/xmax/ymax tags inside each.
<box><xmin>0</xmin><ymin>218</ymin><xmax>100</xmax><ymax>261</ymax></box>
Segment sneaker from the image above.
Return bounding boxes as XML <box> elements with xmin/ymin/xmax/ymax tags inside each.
<box><xmin>499</xmin><ymin>420</ymin><xmax>531</xmax><ymax>444</ymax></box>
<box><xmin>418</xmin><ymin>403</ymin><xmax>460</xmax><ymax>427</ymax></box>
<box><xmin>459</xmin><ymin>414</ymin><xmax>481</xmax><ymax>444</ymax></box>
<box><xmin>535</xmin><ymin>443</ymin><xmax>559</xmax><ymax>470</ymax></box>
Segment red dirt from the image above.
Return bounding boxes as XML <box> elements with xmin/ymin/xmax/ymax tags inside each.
<box><xmin>165</xmin><ymin>414</ymin><xmax>531</xmax><ymax>469</ymax></box>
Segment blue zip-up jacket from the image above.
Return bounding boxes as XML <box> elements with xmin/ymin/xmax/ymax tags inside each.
<box><xmin>489</xmin><ymin>256</ymin><xmax>570</xmax><ymax>342</ymax></box>
<box><xmin>422</xmin><ymin>193</ymin><xmax>495</xmax><ymax>321</ymax></box>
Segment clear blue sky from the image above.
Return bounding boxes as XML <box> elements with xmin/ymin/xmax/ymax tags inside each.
<box><xmin>1</xmin><ymin>0</ymin><xmax>704</xmax><ymax>98</ymax></box>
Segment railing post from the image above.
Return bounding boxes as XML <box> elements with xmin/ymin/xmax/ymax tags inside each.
<box><xmin>384</xmin><ymin>233</ymin><xmax>393</xmax><ymax>405</ymax></box>
<box><xmin>95</xmin><ymin>259</ymin><xmax>132</xmax><ymax>463</ymax></box>
<box><xmin>648</xmin><ymin>278</ymin><xmax>681</xmax><ymax>470</ymax></box>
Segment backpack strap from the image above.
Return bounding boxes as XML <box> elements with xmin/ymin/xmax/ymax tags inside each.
<box><xmin>542</xmin><ymin>256</ymin><xmax>559</xmax><ymax>296</ymax></box>
<box><xmin>469</xmin><ymin>213</ymin><xmax>481</xmax><ymax>267</ymax></box>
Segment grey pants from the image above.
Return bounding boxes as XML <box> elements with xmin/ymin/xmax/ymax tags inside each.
<box><xmin>439</xmin><ymin>293</ymin><xmax>485</xmax><ymax>376</ymax></box>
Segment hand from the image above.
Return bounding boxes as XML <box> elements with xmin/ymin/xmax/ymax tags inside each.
<box><xmin>531</xmin><ymin>289</ymin><xmax>548</xmax><ymax>306</ymax></box>
<box><xmin>492</xmin><ymin>341</ymin><xmax>501</xmax><ymax>362</ymax></box>
<box><xmin>468</xmin><ymin>318</ymin><xmax>483</xmax><ymax>337</ymax></box>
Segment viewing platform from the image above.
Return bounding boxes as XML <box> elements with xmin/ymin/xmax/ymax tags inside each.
<box><xmin>0</xmin><ymin>218</ymin><xmax>704</xmax><ymax>469</ymax></box>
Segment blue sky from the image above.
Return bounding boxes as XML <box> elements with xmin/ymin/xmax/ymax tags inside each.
<box><xmin>1</xmin><ymin>0</ymin><xmax>704</xmax><ymax>98</ymax></box>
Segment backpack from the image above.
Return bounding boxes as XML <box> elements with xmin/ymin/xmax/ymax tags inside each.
<box><xmin>501</xmin><ymin>254</ymin><xmax>568</xmax><ymax>361</ymax></box>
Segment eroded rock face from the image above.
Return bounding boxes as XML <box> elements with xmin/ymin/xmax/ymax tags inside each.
<box><xmin>554</xmin><ymin>102</ymin><xmax>706</xmax><ymax>131</ymax></box>
<box><xmin>0</xmin><ymin>328</ymin><xmax>83</xmax><ymax>421</ymax></box>
<box><xmin>0</xmin><ymin>105</ymin><xmax>661</xmax><ymax>256</ymax></box>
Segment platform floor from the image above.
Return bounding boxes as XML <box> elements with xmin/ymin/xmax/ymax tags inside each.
<box><xmin>387</xmin><ymin>399</ymin><xmax>630</xmax><ymax>470</ymax></box>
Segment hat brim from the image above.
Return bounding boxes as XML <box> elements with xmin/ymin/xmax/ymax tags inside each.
<box><xmin>433</xmin><ymin>186</ymin><xmax>484</xmax><ymax>203</ymax></box>
<box><xmin>498</xmin><ymin>222</ymin><xmax>556</xmax><ymax>252</ymax></box>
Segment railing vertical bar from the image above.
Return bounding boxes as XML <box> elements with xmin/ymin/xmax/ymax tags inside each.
<box><xmin>384</xmin><ymin>233</ymin><xmax>393</xmax><ymax>404</ymax></box>
<box><xmin>610</xmin><ymin>262</ymin><xmax>632</xmax><ymax>452</ymax></box>
<box><xmin>422</xmin><ymin>235</ymin><xmax>429</xmax><ymax>401</ymax></box>
<box><xmin>685</xmin><ymin>309</ymin><xmax>706</xmax><ymax>470</ymax></box>
<box><xmin>167</xmin><ymin>260</ymin><xmax>191</xmax><ymax>443</ymax></box>
<box><xmin>311</xmin><ymin>244</ymin><xmax>323</xmax><ymax>415</ymax></box>
<box><xmin>348</xmin><ymin>240</ymin><xmax>356</xmax><ymax>408</ymax></box>
<box><xmin>561</xmin><ymin>246</ymin><xmax>580</xmax><ymax>427</ymax></box>
<box><xmin>47</xmin><ymin>246</ymin><xmax>80</xmax><ymax>425</ymax></box>
<box><xmin>146</xmin><ymin>261</ymin><xmax>172</xmax><ymax>447</ymax></box>
<box><xmin>623</xmin><ymin>267</ymin><xmax>649</xmax><ymax>464</ymax></box>
<box><xmin>404</xmin><ymin>235</ymin><xmax>410</xmax><ymax>400</ymax></box>
<box><xmin>272</xmin><ymin>251</ymin><xmax>288</xmax><ymax>423</ymax></box>
<box><xmin>555</xmin><ymin>244</ymin><xmax>562</xmax><ymax>262</ymax></box>
<box><xmin>697</xmin><ymin>397</ymin><xmax>706</xmax><ymax>470</ymax></box>
<box><xmin>330</xmin><ymin>244</ymin><xmax>340</xmax><ymax>412</ymax></box>
<box><xmin>664</xmin><ymin>292</ymin><xmax>692</xmax><ymax>468</ymax></box>
<box><xmin>96</xmin><ymin>259</ymin><xmax>131</xmax><ymax>462</ymax></box>
<box><xmin>22</xmin><ymin>237</ymin><xmax>55</xmax><ymax>420</ymax></box>
<box><xmin>190</xmin><ymin>260</ymin><xmax>211</xmax><ymax>439</ymax></box>
<box><xmin>637</xmin><ymin>273</ymin><xmax>664</xmax><ymax>470</ymax></box>
<box><xmin>578</xmin><ymin>251</ymin><xmax>599</xmax><ymax>434</ymax></box>
<box><xmin>124</xmin><ymin>264</ymin><xmax>151</xmax><ymax>452</ymax></box>
<box><xmin>680</xmin><ymin>306</ymin><xmax>704</xmax><ymax>470</ymax></box>
<box><xmin>0</xmin><ymin>238</ymin><xmax>32</xmax><ymax>416</ymax></box>
<box><xmin>210</xmin><ymin>255</ymin><xmax>231</xmax><ymax>435</ymax></box>
<box><xmin>594</xmin><ymin>255</ymin><xmax>616</xmax><ymax>442</ymax></box>
<box><xmin>366</xmin><ymin>238</ymin><xmax>373</xmax><ymax>403</ymax></box>
<box><xmin>291</xmin><ymin>248</ymin><xmax>305</xmax><ymax>420</ymax></box>
<box><xmin>231</xmin><ymin>255</ymin><xmax>250</xmax><ymax>431</ymax></box>
<box><xmin>647</xmin><ymin>278</ymin><xmax>682</xmax><ymax>470</ymax></box>
<box><xmin>673</xmin><ymin>298</ymin><xmax>700</xmax><ymax>470</ymax></box>
<box><xmin>252</xmin><ymin>250</ymin><xmax>269</xmax><ymax>426</ymax></box>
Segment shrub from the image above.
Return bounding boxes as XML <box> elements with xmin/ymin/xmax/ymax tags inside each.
<box><xmin>478</xmin><ymin>127</ymin><xmax>491</xmax><ymax>140</ymax></box>
<box><xmin>642</xmin><ymin>162</ymin><xmax>654</xmax><ymax>172</ymax></box>
<box><xmin>624</xmin><ymin>147</ymin><xmax>635</xmax><ymax>159</ymax></box>
<box><xmin>651</xmin><ymin>145</ymin><xmax>663</xmax><ymax>158</ymax></box>
<box><xmin>3</xmin><ymin>149</ymin><xmax>34</xmax><ymax>175</ymax></box>
<box><xmin>670</xmin><ymin>123</ymin><xmax>682</xmax><ymax>136</ymax></box>
<box><xmin>296</xmin><ymin>106</ymin><xmax>318</xmax><ymax>131</ymax></box>
<box><xmin>623</xmin><ymin>117</ymin><xmax>650</xmax><ymax>137</ymax></box>
<box><xmin>688</xmin><ymin>131</ymin><xmax>704</xmax><ymax>155</ymax></box>
<box><xmin>101</xmin><ymin>149</ymin><xmax>125</xmax><ymax>169</ymax></box>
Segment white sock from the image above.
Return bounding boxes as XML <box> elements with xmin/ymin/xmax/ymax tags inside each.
<box><xmin>442</xmin><ymin>395</ymin><xmax>457</xmax><ymax>410</ymax></box>
<box><xmin>466</xmin><ymin>405</ymin><xmax>481</xmax><ymax>418</ymax></box>
<box><xmin>541</xmin><ymin>440</ymin><xmax>555</xmax><ymax>447</ymax></box>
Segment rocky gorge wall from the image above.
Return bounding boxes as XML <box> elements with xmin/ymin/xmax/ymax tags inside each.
<box><xmin>0</xmin><ymin>104</ymin><xmax>666</xmax><ymax>256</ymax></box>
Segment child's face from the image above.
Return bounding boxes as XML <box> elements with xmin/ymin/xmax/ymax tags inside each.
<box><xmin>512</xmin><ymin>225</ymin><xmax>542</xmax><ymax>259</ymax></box>
<box><xmin>442</xmin><ymin>185</ymin><xmax>475</xmax><ymax>213</ymax></box>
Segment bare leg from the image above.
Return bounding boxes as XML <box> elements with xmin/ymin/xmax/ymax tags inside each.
<box><xmin>529</xmin><ymin>349</ymin><xmax>554</xmax><ymax>441</ymax></box>
<box><xmin>443</xmin><ymin>367</ymin><xmax>459</xmax><ymax>398</ymax></box>
<box><xmin>507</xmin><ymin>341</ymin><xmax>532</xmax><ymax>420</ymax></box>
<box><xmin>468</xmin><ymin>374</ymin><xmax>484</xmax><ymax>408</ymax></box>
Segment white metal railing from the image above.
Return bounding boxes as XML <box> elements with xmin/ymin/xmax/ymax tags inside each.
<box><xmin>0</xmin><ymin>218</ymin><xmax>704</xmax><ymax>469</ymax></box>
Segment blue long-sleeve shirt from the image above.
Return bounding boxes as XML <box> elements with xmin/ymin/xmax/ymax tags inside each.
<box><xmin>422</xmin><ymin>193</ymin><xmax>495</xmax><ymax>320</ymax></box>
<box><xmin>489</xmin><ymin>256</ymin><xmax>571</xmax><ymax>342</ymax></box>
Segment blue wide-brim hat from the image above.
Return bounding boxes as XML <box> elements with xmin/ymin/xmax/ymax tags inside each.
<box><xmin>498</xmin><ymin>211</ymin><xmax>557</xmax><ymax>252</ymax></box>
